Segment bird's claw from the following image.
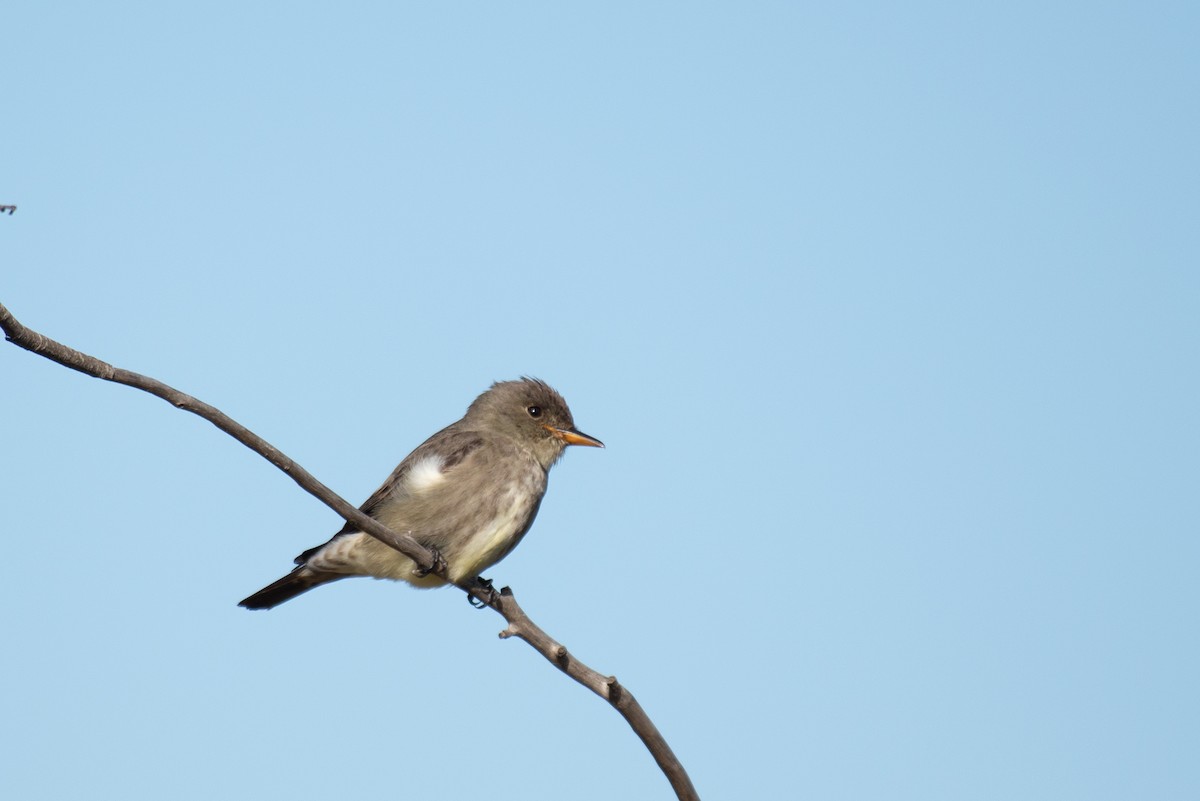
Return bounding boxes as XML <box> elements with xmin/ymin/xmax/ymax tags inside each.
<box><xmin>467</xmin><ymin>577</ymin><xmax>496</xmax><ymax>609</ymax></box>
<box><xmin>412</xmin><ymin>546</ymin><xmax>446</xmax><ymax>578</ymax></box>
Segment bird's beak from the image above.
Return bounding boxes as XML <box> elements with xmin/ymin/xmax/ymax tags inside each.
<box><xmin>545</xmin><ymin>425</ymin><xmax>605</xmax><ymax>448</ymax></box>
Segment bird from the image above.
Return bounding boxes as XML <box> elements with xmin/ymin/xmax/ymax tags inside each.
<box><xmin>239</xmin><ymin>378</ymin><xmax>603</xmax><ymax>609</ymax></box>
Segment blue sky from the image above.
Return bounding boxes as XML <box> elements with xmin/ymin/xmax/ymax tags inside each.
<box><xmin>2</xmin><ymin>3</ymin><xmax>1197</xmax><ymax>799</ymax></box>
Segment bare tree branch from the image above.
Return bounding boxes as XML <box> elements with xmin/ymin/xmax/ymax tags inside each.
<box><xmin>0</xmin><ymin>300</ymin><xmax>699</xmax><ymax>801</ymax></box>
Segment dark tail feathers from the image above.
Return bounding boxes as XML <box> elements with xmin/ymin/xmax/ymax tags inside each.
<box><xmin>238</xmin><ymin>568</ymin><xmax>343</xmax><ymax>610</ymax></box>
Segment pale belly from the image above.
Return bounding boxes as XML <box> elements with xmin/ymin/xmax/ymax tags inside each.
<box><xmin>310</xmin><ymin>481</ymin><xmax>539</xmax><ymax>586</ymax></box>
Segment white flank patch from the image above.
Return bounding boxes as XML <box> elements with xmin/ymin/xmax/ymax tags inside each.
<box><xmin>405</xmin><ymin>454</ymin><xmax>447</xmax><ymax>494</ymax></box>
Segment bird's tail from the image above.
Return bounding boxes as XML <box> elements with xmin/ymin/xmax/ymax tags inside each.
<box><xmin>238</xmin><ymin>567</ymin><xmax>343</xmax><ymax>610</ymax></box>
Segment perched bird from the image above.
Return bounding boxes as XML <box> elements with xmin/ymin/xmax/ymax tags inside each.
<box><xmin>239</xmin><ymin>378</ymin><xmax>603</xmax><ymax>610</ymax></box>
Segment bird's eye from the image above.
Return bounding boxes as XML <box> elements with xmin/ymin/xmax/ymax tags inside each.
<box><xmin>527</xmin><ymin>405</ymin><xmax>542</xmax><ymax>418</ymax></box>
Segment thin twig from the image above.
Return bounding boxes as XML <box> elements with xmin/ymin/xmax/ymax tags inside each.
<box><xmin>0</xmin><ymin>300</ymin><xmax>698</xmax><ymax>801</ymax></box>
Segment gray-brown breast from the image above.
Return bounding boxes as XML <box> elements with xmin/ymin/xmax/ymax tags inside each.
<box><xmin>394</xmin><ymin>431</ymin><xmax>548</xmax><ymax>555</ymax></box>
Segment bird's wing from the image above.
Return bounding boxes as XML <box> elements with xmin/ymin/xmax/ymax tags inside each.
<box><xmin>294</xmin><ymin>428</ymin><xmax>491</xmax><ymax>566</ymax></box>
<box><xmin>338</xmin><ymin>427</ymin><xmax>488</xmax><ymax>534</ymax></box>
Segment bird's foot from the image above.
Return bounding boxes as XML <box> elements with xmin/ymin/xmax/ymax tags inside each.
<box><xmin>467</xmin><ymin>577</ymin><xmax>497</xmax><ymax>609</ymax></box>
<box><xmin>412</xmin><ymin>546</ymin><xmax>447</xmax><ymax>578</ymax></box>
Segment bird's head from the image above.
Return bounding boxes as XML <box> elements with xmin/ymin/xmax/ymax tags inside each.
<box><xmin>466</xmin><ymin>377</ymin><xmax>603</xmax><ymax>469</ymax></box>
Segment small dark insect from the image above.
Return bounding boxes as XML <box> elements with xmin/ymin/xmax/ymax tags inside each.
<box><xmin>0</xmin><ymin>206</ymin><xmax>15</xmax><ymax>215</ymax></box>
